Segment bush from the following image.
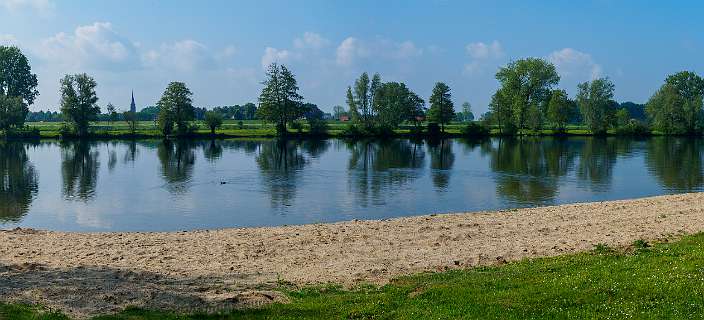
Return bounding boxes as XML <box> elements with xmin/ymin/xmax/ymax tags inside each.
<box><xmin>427</xmin><ymin>122</ymin><xmax>441</xmax><ymax>136</ymax></box>
<box><xmin>4</xmin><ymin>127</ymin><xmax>40</xmax><ymax>138</ymax></box>
<box><xmin>290</xmin><ymin>121</ymin><xmax>303</xmax><ymax>134</ymax></box>
<box><xmin>308</xmin><ymin>118</ymin><xmax>328</xmax><ymax>135</ymax></box>
<box><xmin>237</xmin><ymin>121</ymin><xmax>244</xmax><ymax>129</ymax></box>
<box><xmin>341</xmin><ymin>124</ymin><xmax>364</xmax><ymax>137</ymax></box>
<box><xmin>59</xmin><ymin>123</ymin><xmax>74</xmax><ymax>137</ymax></box>
<box><xmin>461</xmin><ymin>122</ymin><xmax>490</xmax><ymax>137</ymax></box>
<box><xmin>615</xmin><ymin>120</ymin><xmax>651</xmax><ymax>136</ymax></box>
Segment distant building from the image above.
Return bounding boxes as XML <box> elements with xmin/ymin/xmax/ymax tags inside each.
<box><xmin>340</xmin><ymin>115</ymin><xmax>350</xmax><ymax>122</ymax></box>
<box><xmin>130</xmin><ymin>91</ymin><xmax>136</xmax><ymax>113</ymax></box>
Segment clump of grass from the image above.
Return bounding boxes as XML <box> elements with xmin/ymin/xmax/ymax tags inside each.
<box><xmin>593</xmin><ymin>243</ymin><xmax>615</xmax><ymax>254</ymax></box>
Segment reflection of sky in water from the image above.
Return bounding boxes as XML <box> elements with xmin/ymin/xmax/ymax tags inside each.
<box><xmin>0</xmin><ymin>137</ymin><xmax>702</xmax><ymax>232</ymax></box>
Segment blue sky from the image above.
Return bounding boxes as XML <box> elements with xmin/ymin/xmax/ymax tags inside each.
<box><xmin>1</xmin><ymin>0</ymin><xmax>703</xmax><ymax>114</ymax></box>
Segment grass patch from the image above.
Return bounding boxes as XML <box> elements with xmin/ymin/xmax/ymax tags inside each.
<box><xmin>5</xmin><ymin>233</ymin><xmax>704</xmax><ymax>319</ymax></box>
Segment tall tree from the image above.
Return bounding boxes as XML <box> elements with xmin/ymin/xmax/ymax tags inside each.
<box><xmin>157</xmin><ymin>81</ymin><xmax>194</xmax><ymax>135</ymax></box>
<box><xmin>546</xmin><ymin>89</ymin><xmax>574</xmax><ymax>132</ymax></box>
<box><xmin>646</xmin><ymin>71</ymin><xmax>704</xmax><ymax>134</ymax></box>
<box><xmin>0</xmin><ymin>46</ymin><xmax>39</xmax><ymax>132</ymax></box>
<box><xmin>427</xmin><ymin>82</ymin><xmax>455</xmax><ymax>133</ymax></box>
<box><xmin>349</xmin><ymin>72</ymin><xmax>381</xmax><ymax>129</ymax></box>
<box><xmin>106</xmin><ymin>103</ymin><xmax>118</xmax><ymax>124</ymax></box>
<box><xmin>494</xmin><ymin>58</ymin><xmax>559</xmax><ymax>131</ymax></box>
<box><xmin>346</xmin><ymin>86</ymin><xmax>358</xmax><ymax>122</ymax></box>
<box><xmin>576</xmin><ymin>77</ymin><xmax>615</xmax><ymax>135</ymax></box>
<box><xmin>60</xmin><ymin>73</ymin><xmax>100</xmax><ymax>136</ymax></box>
<box><xmin>489</xmin><ymin>88</ymin><xmax>515</xmax><ymax>134</ymax></box>
<box><xmin>373</xmin><ymin>82</ymin><xmax>424</xmax><ymax>130</ymax></box>
<box><xmin>458</xmin><ymin>102</ymin><xmax>474</xmax><ymax>122</ymax></box>
<box><xmin>257</xmin><ymin>63</ymin><xmax>305</xmax><ymax>135</ymax></box>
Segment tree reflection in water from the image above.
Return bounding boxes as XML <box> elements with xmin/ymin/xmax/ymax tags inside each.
<box><xmin>157</xmin><ymin>139</ymin><xmax>196</xmax><ymax>194</ymax></box>
<box><xmin>61</xmin><ymin>140</ymin><xmax>100</xmax><ymax>201</ymax></box>
<box><xmin>347</xmin><ymin>139</ymin><xmax>426</xmax><ymax>206</ymax></box>
<box><xmin>0</xmin><ymin>142</ymin><xmax>39</xmax><ymax>222</ymax></box>
<box><xmin>646</xmin><ymin>137</ymin><xmax>704</xmax><ymax>191</ymax></box>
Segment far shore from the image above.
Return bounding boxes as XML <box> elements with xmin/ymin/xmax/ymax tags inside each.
<box><xmin>2</xmin><ymin>192</ymin><xmax>704</xmax><ymax>318</ymax></box>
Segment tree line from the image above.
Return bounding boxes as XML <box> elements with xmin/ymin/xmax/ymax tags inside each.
<box><xmin>2</xmin><ymin>44</ymin><xmax>704</xmax><ymax>137</ymax></box>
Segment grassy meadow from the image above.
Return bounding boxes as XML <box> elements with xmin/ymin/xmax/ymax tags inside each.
<box><xmin>21</xmin><ymin>120</ymin><xmax>595</xmax><ymax>139</ymax></box>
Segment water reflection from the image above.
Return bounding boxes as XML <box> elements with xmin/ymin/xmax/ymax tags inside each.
<box><xmin>256</xmin><ymin>139</ymin><xmax>309</xmax><ymax>209</ymax></box>
<box><xmin>0</xmin><ymin>142</ymin><xmax>39</xmax><ymax>222</ymax></box>
<box><xmin>203</xmin><ymin>140</ymin><xmax>223</xmax><ymax>162</ymax></box>
<box><xmin>427</xmin><ymin>138</ymin><xmax>455</xmax><ymax>191</ymax></box>
<box><xmin>61</xmin><ymin>140</ymin><xmax>100</xmax><ymax>201</ymax></box>
<box><xmin>3</xmin><ymin>137</ymin><xmax>704</xmax><ymax>232</ymax></box>
<box><xmin>347</xmin><ymin>139</ymin><xmax>425</xmax><ymax>206</ymax></box>
<box><xmin>646</xmin><ymin>137</ymin><xmax>704</xmax><ymax>191</ymax></box>
<box><xmin>157</xmin><ymin>140</ymin><xmax>196</xmax><ymax>194</ymax></box>
<box><xmin>490</xmin><ymin>138</ymin><xmax>577</xmax><ymax>204</ymax></box>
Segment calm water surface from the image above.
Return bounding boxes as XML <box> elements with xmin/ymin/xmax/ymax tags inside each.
<box><xmin>1</xmin><ymin>137</ymin><xmax>702</xmax><ymax>232</ymax></box>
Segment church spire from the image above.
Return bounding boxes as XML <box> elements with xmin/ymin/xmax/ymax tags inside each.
<box><xmin>130</xmin><ymin>90</ymin><xmax>136</xmax><ymax>113</ymax></box>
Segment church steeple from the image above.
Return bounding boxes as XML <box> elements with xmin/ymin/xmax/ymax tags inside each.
<box><xmin>130</xmin><ymin>91</ymin><xmax>136</xmax><ymax>113</ymax></box>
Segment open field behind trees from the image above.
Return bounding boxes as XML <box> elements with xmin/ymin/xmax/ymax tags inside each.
<box><xmin>20</xmin><ymin>120</ymin><xmax>606</xmax><ymax>138</ymax></box>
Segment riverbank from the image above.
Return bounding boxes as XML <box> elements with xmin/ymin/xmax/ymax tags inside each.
<box><xmin>4</xmin><ymin>120</ymin><xmax>680</xmax><ymax>140</ymax></box>
<box><xmin>2</xmin><ymin>193</ymin><xmax>704</xmax><ymax>318</ymax></box>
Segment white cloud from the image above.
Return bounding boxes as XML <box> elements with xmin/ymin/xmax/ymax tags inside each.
<box><xmin>143</xmin><ymin>40</ymin><xmax>214</xmax><ymax>72</ymax></box>
<box><xmin>464</xmin><ymin>40</ymin><xmax>504</xmax><ymax>75</ymax></box>
<box><xmin>548</xmin><ymin>48</ymin><xmax>602</xmax><ymax>80</ymax></box>
<box><xmin>261</xmin><ymin>47</ymin><xmax>291</xmax><ymax>69</ymax></box>
<box><xmin>0</xmin><ymin>34</ymin><xmax>17</xmax><ymax>46</ymax></box>
<box><xmin>335</xmin><ymin>37</ymin><xmax>421</xmax><ymax>66</ymax></box>
<box><xmin>0</xmin><ymin>0</ymin><xmax>53</xmax><ymax>13</ymax></box>
<box><xmin>393</xmin><ymin>40</ymin><xmax>423</xmax><ymax>59</ymax></box>
<box><xmin>336</xmin><ymin>37</ymin><xmax>361</xmax><ymax>66</ymax></box>
<box><xmin>39</xmin><ymin>22</ymin><xmax>138</xmax><ymax>69</ymax></box>
<box><xmin>466</xmin><ymin>40</ymin><xmax>504</xmax><ymax>60</ymax></box>
<box><xmin>294</xmin><ymin>32</ymin><xmax>329</xmax><ymax>50</ymax></box>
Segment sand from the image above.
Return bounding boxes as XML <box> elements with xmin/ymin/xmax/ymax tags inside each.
<box><xmin>2</xmin><ymin>193</ymin><xmax>704</xmax><ymax>318</ymax></box>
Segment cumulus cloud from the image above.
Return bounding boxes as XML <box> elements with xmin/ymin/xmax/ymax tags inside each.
<box><xmin>261</xmin><ymin>47</ymin><xmax>291</xmax><ymax>69</ymax></box>
<box><xmin>0</xmin><ymin>34</ymin><xmax>17</xmax><ymax>46</ymax></box>
<box><xmin>335</xmin><ymin>37</ymin><xmax>421</xmax><ymax>66</ymax></box>
<box><xmin>142</xmin><ymin>39</ymin><xmax>215</xmax><ymax>72</ymax></box>
<box><xmin>293</xmin><ymin>32</ymin><xmax>329</xmax><ymax>50</ymax></box>
<box><xmin>39</xmin><ymin>22</ymin><xmax>138</xmax><ymax>69</ymax></box>
<box><xmin>548</xmin><ymin>48</ymin><xmax>602</xmax><ymax>80</ymax></box>
<box><xmin>0</xmin><ymin>0</ymin><xmax>53</xmax><ymax>13</ymax></box>
<box><xmin>464</xmin><ymin>40</ymin><xmax>504</xmax><ymax>75</ymax></box>
<box><xmin>466</xmin><ymin>40</ymin><xmax>504</xmax><ymax>60</ymax></box>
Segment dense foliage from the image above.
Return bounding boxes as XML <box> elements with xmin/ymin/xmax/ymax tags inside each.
<box><xmin>59</xmin><ymin>73</ymin><xmax>100</xmax><ymax>136</ymax></box>
<box><xmin>157</xmin><ymin>82</ymin><xmax>195</xmax><ymax>135</ymax></box>
<box><xmin>0</xmin><ymin>46</ymin><xmax>38</xmax><ymax>132</ymax></box>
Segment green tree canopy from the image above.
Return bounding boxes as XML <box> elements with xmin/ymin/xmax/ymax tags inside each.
<box><xmin>494</xmin><ymin>58</ymin><xmax>559</xmax><ymax>131</ymax></box>
<box><xmin>0</xmin><ymin>46</ymin><xmax>39</xmax><ymax>132</ymax></box>
<box><xmin>373</xmin><ymin>82</ymin><xmax>424</xmax><ymax>130</ymax></box>
<box><xmin>60</xmin><ymin>73</ymin><xmax>100</xmax><ymax>136</ymax></box>
<box><xmin>576</xmin><ymin>78</ymin><xmax>615</xmax><ymax>135</ymax></box>
<box><xmin>646</xmin><ymin>71</ymin><xmax>704</xmax><ymax>134</ymax></box>
<box><xmin>546</xmin><ymin>89</ymin><xmax>575</xmax><ymax>132</ymax></box>
<box><xmin>427</xmin><ymin>82</ymin><xmax>455</xmax><ymax>132</ymax></box>
<box><xmin>204</xmin><ymin>111</ymin><xmax>223</xmax><ymax>134</ymax></box>
<box><xmin>157</xmin><ymin>81</ymin><xmax>195</xmax><ymax>135</ymax></box>
<box><xmin>257</xmin><ymin>63</ymin><xmax>305</xmax><ymax>135</ymax></box>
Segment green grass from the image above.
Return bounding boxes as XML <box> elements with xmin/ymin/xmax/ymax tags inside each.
<box><xmin>5</xmin><ymin>234</ymin><xmax>704</xmax><ymax>319</ymax></box>
<box><xmin>18</xmin><ymin>120</ymin><xmax>605</xmax><ymax>139</ymax></box>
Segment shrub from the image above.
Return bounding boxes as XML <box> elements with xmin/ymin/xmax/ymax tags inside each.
<box><xmin>308</xmin><ymin>118</ymin><xmax>328</xmax><ymax>135</ymax></box>
<box><xmin>427</xmin><ymin>122</ymin><xmax>441</xmax><ymax>136</ymax></box>
<box><xmin>290</xmin><ymin>121</ymin><xmax>303</xmax><ymax>134</ymax></box>
<box><xmin>615</xmin><ymin>120</ymin><xmax>651</xmax><ymax>136</ymax></box>
<box><xmin>237</xmin><ymin>121</ymin><xmax>244</xmax><ymax>129</ymax></box>
<box><xmin>461</xmin><ymin>122</ymin><xmax>490</xmax><ymax>137</ymax></box>
<box><xmin>341</xmin><ymin>124</ymin><xmax>364</xmax><ymax>137</ymax></box>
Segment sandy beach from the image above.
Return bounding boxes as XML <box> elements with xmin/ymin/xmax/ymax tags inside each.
<box><xmin>2</xmin><ymin>193</ymin><xmax>704</xmax><ymax>318</ymax></box>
